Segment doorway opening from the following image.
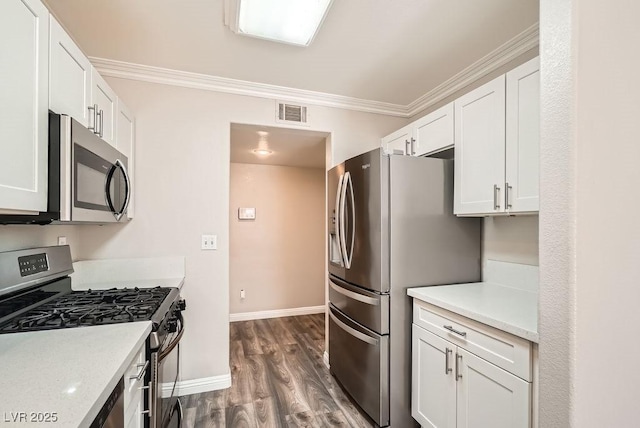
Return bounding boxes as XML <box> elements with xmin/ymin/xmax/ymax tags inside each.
<box><xmin>228</xmin><ymin>123</ymin><xmax>329</xmax><ymax>320</ymax></box>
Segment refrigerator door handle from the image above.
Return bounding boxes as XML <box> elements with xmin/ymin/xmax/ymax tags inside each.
<box><xmin>335</xmin><ymin>173</ymin><xmax>345</xmax><ymax>266</ymax></box>
<box><xmin>339</xmin><ymin>172</ymin><xmax>350</xmax><ymax>269</ymax></box>
<box><xmin>346</xmin><ymin>172</ymin><xmax>356</xmax><ymax>268</ymax></box>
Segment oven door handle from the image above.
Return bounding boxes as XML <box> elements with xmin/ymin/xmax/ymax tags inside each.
<box><xmin>159</xmin><ymin>312</ymin><xmax>184</xmax><ymax>362</ymax></box>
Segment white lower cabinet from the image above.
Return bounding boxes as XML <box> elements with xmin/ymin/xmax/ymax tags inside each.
<box><xmin>412</xmin><ymin>302</ymin><xmax>532</xmax><ymax>428</ymax></box>
<box><xmin>123</xmin><ymin>344</ymin><xmax>147</xmax><ymax>428</ymax></box>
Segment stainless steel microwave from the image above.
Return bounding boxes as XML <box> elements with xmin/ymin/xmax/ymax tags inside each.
<box><xmin>0</xmin><ymin>112</ymin><xmax>131</xmax><ymax>224</ymax></box>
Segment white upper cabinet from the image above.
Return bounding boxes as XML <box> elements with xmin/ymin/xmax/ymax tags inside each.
<box><xmin>382</xmin><ymin>102</ymin><xmax>454</xmax><ymax>157</ymax></box>
<box><xmin>91</xmin><ymin>68</ymin><xmax>117</xmax><ymax>147</ymax></box>
<box><xmin>454</xmin><ymin>75</ymin><xmax>506</xmax><ymax>215</ymax></box>
<box><xmin>0</xmin><ymin>0</ymin><xmax>49</xmax><ymax>213</ymax></box>
<box><xmin>454</xmin><ymin>57</ymin><xmax>540</xmax><ymax>216</ymax></box>
<box><xmin>412</xmin><ymin>103</ymin><xmax>454</xmax><ymax>156</ymax></box>
<box><xmin>49</xmin><ymin>15</ymin><xmax>92</xmax><ymax>128</ymax></box>
<box><xmin>505</xmin><ymin>57</ymin><xmax>540</xmax><ymax>213</ymax></box>
<box><xmin>382</xmin><ymin>125</ymin><xmax>412</xmax><ymax>155</ymax></box>
<box><xmin>116</xmin><ymin>99</ymin><xmax>135</xmax><ymax>219</ymax></box>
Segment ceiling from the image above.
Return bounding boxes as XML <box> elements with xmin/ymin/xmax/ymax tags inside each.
<box><xmin>230</xmin><ymin>124</ymin><xmax>327</xmax><ymax>168</ymax></box>
<box><xmin>44</xmin><ymin>0</ymin><xmax>539</xmax><ymax>106</ymax></box>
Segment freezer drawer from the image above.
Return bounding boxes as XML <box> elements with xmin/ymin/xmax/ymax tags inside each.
<box><xmin>329</xmin><ymin>275</ymin><xmax>389</xmax><ymax>335</ymax></box>
<box><xmin>329</xmin><ymin>305</ymin><xmax>389</xmax><ymax>427</ymax></box>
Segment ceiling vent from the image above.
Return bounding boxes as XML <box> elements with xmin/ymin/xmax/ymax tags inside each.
<box><xmin>276</xmin><ymin>101</ymin><xmax>309</xmax><ymax>126</ymax></box>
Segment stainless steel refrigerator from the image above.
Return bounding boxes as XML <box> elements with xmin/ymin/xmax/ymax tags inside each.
<box><xmin>327</xmin><ymin>148</ymin><xmax>481</xmax><ymax>427</ymax></box>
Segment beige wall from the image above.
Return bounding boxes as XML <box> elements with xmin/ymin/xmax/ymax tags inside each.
<box><xmin>229</xmin><ymin>163</ymin><xmax>325</xmax><ymax>314</ymax></box>
<box><xmin>75</xmin><ymin>77</ymin><xmax>407</xmax><ymax>382</ymax></box>
<box><xmin>482</xmin><ymin>216</ymin><xmax>539</xmax><ymax>267</ymax></box>
<box><xmin>0</xmin><ymin>225</ymin><xmax>82</xmax><ymax>259</ymax></box>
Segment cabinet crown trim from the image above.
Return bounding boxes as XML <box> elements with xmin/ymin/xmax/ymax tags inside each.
<box><xmin>89</xmin><ymin>23</ymin><xmax>538</xmax><ymax>119</ymax></box>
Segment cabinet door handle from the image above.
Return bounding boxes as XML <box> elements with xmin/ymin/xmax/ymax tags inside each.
<box><xmin>99</xmin><ymin>109</ymin><xmax>104</xmax><ymax>138</ymax></box>
<box><xmin>493</xmin><ymin>185</ymin><xmax>501</xmax><ymax>210</ymax></box>
<box><xmin>410</xmin><ymin>137</ymin><xmax>416</xmax><ymax>156</ymax></box>
<box><xmin>506</xmin><ymin>182</ymin><xmax>513</xmax><ymax>209</ymax></box>
<box><xmin>456</xmin><ymin>353</ymin><xmax>463</xmax><ymax>381</ymax></box>
<box><xmin>405</xmin><ymin>139</ymin><xmax>410</xmax><ymax>155</ymax></box>
<box><xmin>443</xmin><ymin>325</ymin><xmax>467</xmax><ymax>337</ymax></box>
<box><xmin>445</xmin><ymin>347</ymin><xmax>452</xmax><ymax>375</ymax></box>
<box><xmin>87</xmin><ymin>105</ymin><xmax>97</xmax><ymax>131</ymax></box>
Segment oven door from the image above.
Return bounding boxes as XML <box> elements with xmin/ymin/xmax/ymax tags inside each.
<box><xmin>70</xmin><ymin>116</ymin><xmax>130</xmax><ymax>223</ymax></box>
<box><xmin>151</xmin><ymin>312</ymin><xmax>184</xmax><ymax>428</ymax></box>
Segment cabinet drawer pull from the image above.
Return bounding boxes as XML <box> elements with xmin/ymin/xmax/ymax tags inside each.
<box><xmin>456</xmin><ymin>353</ymin><xmax>463</xmax><ymax>381</ymax></box>
<box><xmin>443</xmin><ymin>325</ymin><xmax>467</xmax><ymax>337</ymax></box>
<box><xmin>445</xmin><ymin>347</ymin><xmax>452</xmax><ymax>375</ymax></box>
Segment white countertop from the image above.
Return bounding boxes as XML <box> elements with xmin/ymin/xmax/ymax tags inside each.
<box><xmin>72</xmin><ymin>277</ymin><xmax>184</xmax><ymax>291</ymax></box>
<box><xmin>408</xmin><ymin>282</ymin><xmax>539</xmax><ymax>342</ymax></box>
<box><xmin>0</xmin><ymin>322</ymin><xmax>151</xmax><ymax>427</ymax></box>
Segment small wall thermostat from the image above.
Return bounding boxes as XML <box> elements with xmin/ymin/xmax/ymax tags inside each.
<box><xmin>238</xmin><ymin>207</ymin><xmax>256</xmax><ymax>220</ymax></box>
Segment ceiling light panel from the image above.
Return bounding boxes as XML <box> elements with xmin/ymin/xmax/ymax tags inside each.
<box><xmin>234</xmin><ymin>0</ymin><xmax>333</xmax><ymax>46</ymax></box>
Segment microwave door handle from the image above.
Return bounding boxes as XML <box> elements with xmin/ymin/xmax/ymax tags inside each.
<box><xmin>113</xmin><ymin>159</ymin><xmax>131</xmax><ymax>221</ymax></box>
<box><xmin>104</xmin><ymin>164</ymin><xmax>118</xmax><ymax>215</ymax></box>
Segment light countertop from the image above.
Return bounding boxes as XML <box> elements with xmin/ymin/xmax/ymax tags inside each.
<box><xmin>408</xmin><ymin>282</ymin><xmax>538</xmax><ymax>342</ymax></box>
<box><xmin>71</xmin><ymin>277</ymin><xmax>184</xmax><ymax>291</ymax></box>
<box><xmin>0</xmin><ymin>322</ymin><xmax>151</xmax><ymax>427</ymax></box>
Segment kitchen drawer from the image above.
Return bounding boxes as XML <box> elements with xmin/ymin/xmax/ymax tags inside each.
<box><xmin>124</xmin><ymin>345</ymin><xmax>147</xmax><ymax>408</ymax></box>
<box><xmin>413</xmin><ymin>300</ymin><xmax>532</xmax><ymax>381</ymax></box>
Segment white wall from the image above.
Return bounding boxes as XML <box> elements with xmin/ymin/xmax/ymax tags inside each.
<box><xmin>482</xmin><ymin>216</ymin><xmax>539</xmax><ymax>266</ymax></box>
<box><xmin>540</xmin><ymin>0</ymin><xmax>640</xmax><ymax>426</ymax></box>
<box><xmin>229</xmin><ymin>163</ymin><xmax>325</xmax><ymax>314</ymax></box>
<box><xmin>75</xmin><ymin>77</ymin><xmax>407</xmax><ymax>382</ymax></box>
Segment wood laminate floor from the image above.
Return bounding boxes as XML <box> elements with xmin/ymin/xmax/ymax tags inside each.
<box><xmin>181</xmin><ymin>314</ymin><xmax>375</xmax><ymax>428</ymax></box>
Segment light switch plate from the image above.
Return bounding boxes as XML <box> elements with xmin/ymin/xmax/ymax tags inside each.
<box><xmin>238</xmin><ymin>207</ymin><xmax>256</xmax><ymax>220</ymax></box>
<box><xmin>201</xmin><ymin>234</ymin><xmax>217</xmax><ymax>250</ymax></box>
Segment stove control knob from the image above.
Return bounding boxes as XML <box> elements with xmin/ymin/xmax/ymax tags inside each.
<box><xmin>167</xmin><ymin>319</ymin><xmax>178</xmax><ymax>333</ymax></box>
<box><xmin>176</xmin><ymin>299</ymin><xmax>186</xmax><ymax>311</ymax></box>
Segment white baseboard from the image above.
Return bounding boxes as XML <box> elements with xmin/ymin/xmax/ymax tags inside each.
<box><xmin>230</xmin><ymin>305</ymin><xmax>325</xmax><ymax>322</ymax></box>
<box><xmin>161</xmin><ymin>373</ymin><xmax>231</xmax><ymax>398</ymax></box>
<box><xmin>323</xmin><ymin>351</ymin><xmax>330</xmax><ymax>369</ymax></box>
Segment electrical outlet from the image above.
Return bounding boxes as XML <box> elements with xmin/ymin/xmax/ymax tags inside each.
<box><xmin>201</xmin><ymin>234</ymin><xmax>217</xmax><ymax>250</ymax></box>
<box><xmin>240</xmin><ymin>289</ymin><xmax>245</xmax><ymax>299</ymax></box>
<box><xmin>57</xmin><ymin>236</ymin><xmax>67</xmax><ymax>246</ymax></box>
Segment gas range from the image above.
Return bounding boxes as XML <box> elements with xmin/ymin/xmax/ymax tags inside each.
<box><xmin>0</xmin><ymin>245</ymin><xmax>183</xmax><ymax>349</ymax></box>
<box><xmin>0</xmin><ymin>245</ymin><xmax>187</xmax><ymax>428</ymax></box>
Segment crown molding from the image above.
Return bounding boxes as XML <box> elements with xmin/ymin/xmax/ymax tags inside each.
<box><xmin>89</xmin><ymin>57</ymin><xmax>409</xmax><ymax>117</ymax></box>
<box><xmin>90</xmin><ymin>23</ymin><xmax>538</xmax><ymax>120</ymax></box>
<box><xmin>406</xmin><ymin>23</ymin><xmax>539</xmax><ymax>117</ymax></box>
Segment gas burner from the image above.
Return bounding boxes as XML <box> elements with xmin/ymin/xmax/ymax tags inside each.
<box><xmin>0</xmin><ymin>286</ymin><xmax>174</xmax><ymax>333</ymax></box>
